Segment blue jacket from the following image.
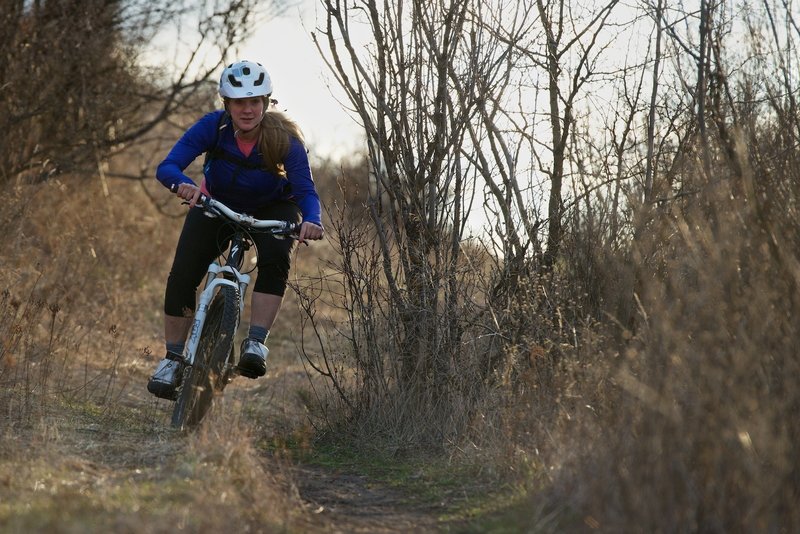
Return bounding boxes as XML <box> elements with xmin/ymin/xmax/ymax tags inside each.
<box><xmin>156</xmin><ymin>110</ymin><xmax>322</xmax><ymax>225</ymax></box>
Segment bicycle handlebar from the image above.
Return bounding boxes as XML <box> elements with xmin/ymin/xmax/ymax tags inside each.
<box><xmin>169</xmin><ymin>184</ymin><xmax>299</xmax><ymax>234</ymax></box>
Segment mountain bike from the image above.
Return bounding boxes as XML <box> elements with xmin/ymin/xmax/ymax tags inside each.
<box><xmin>168</xmin><ymin>189</ymin><xmax>299</xmax><ymax>430</ymax></box>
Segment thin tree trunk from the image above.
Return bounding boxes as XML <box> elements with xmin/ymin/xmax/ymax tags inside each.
<box><xmin>539</xmin><ymin>0</ymin><xmax>565</xmax><ymax>270</ymax></box>
<box><xmin>697</xmin><ymin>0</ymin><xmax>712</xmax><ymax>176</ymax></box>
<box><xmin>645</xmin><ymin>0</ymin><xmax>664</xmax><ymax>203</ymax></box>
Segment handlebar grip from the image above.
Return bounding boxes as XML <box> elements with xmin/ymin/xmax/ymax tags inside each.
<box><xmin>170</xmin><ymin>183</ymin><xmax>207</xmax><ymax>205</ymax></box>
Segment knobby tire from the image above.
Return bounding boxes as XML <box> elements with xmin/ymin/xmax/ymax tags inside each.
<box><xmin>171</xmin><ymin>285</ymin><xmax>239</xmax><ymax>430</ymax></box>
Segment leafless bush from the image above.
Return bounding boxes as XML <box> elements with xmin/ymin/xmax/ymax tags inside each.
<box><xmin>290</xmin><ymin>191</ymin><xmax>498</xmax><ymax>446</ymax></box>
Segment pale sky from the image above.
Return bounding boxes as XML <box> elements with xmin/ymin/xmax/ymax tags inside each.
<box><xmin>236</xmin><ymin>0</ymin><xmax>365</xmax><ymax>161</ymax></box>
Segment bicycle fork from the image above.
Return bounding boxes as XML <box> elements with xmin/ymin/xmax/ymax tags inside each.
<box><xmin>183</xmin><ymin>262</ymin><xmax>250</xmax><ymax>368</ymax></box>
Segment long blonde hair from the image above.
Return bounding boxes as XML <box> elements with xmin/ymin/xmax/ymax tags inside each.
<box><xmin>259</xmin><ymin>110</ymin><xmax>305</xmax><ymax>177</ymax></box>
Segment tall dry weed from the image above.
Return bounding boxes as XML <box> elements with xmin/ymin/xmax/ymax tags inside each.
<box><xmin>522</xmin><ymin>153</ymin><xmax>800</xmax><ymax>531</ymax></box>
<box><xmin>0</xmin><ymin>174</ymin><xmax>176</xmax><ymax>429</ymax></box>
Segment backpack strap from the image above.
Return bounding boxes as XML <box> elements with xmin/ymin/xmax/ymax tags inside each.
<box><xmin>203</xmin><ymin>111</ymin><xmax>229</xmax><ymax>170</ymax></box>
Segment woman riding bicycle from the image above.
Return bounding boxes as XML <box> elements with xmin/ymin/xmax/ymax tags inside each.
<box><xmin>148</xmin><ymin>60</ymin><xmax>324</xmax><ymax>399</ymax></box>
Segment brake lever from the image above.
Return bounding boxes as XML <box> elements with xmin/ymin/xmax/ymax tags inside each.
<box><xmin>271</xmin><ymin>225</ymin><xmax>307</xmax><ymax>245</ymax></box>
<box><xmin>272</xmin><ymin>232</ymin><xmax>307</xmax><ymax>245</ymax></box>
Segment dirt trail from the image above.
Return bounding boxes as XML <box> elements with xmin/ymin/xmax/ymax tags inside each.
<box><xmin>292</xmin><ymin>464</ymin><xmax>441</xmax><ymax>533</ymax></box>
<box><xmin>190</xmin><ymin>359</ymin><xmax>445</xmax><ymax>533</ymax></box>
<box><xmin>241</xmin><ymin>360</ymin><xmax>445</xmax><ymax>532</ymax></box>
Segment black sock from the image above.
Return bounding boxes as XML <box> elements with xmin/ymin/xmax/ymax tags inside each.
<box><xmin>248</xmin><ymin>326</ymin><xmax>269</xmax><ymax>344</ymax></box>
<box><xmin>166</xmin><ymin>342</ymin><xmax>185</xmax><ymax>356</ymax></box>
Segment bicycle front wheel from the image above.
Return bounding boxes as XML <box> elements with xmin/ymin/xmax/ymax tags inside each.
<box><xmin>171</xmin><ymin>285</ymin><xmax>239</xmax><ymax>430</ymax></box>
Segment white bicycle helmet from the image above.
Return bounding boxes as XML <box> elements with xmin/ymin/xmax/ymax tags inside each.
<box><xmin>219</xmin><ymin>60</ymin><xmax>272</xmax><ymax>98</ymax></box>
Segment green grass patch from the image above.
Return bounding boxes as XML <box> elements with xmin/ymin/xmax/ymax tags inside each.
<box><xmin>284</xmin><ymin>436</ymin><xmax>535</xmax><ymax>527</ymax></box>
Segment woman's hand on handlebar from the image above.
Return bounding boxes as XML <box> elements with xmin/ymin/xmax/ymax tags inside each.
<box><xmin>298</xmin><ymin>221</ymin><xmax>324</xmax><ymax>244</ymax></box>
<box><xmin>174</xmin><ymin>183</ymin><xmax>203</xmax><ymax>208</ymax></box>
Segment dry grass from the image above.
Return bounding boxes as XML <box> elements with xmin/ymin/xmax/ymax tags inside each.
<box><xmin>0</xmin><ymin>406</ymin><xmax>298</xmax><ymax>532</ymax></box>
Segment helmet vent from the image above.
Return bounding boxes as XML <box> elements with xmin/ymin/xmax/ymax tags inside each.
<box><xmin>254</xmin><ymin>73</ymin><xmax>265</xmax><ymax>86</ymax></box>
<box><xmin>227</xmin><ymin>74</ymin><xmax>243</xmax><ymax>87</ymax></box>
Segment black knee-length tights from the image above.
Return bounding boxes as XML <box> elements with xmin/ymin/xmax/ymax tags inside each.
<box><xmin>164</xmin><ymin>200</ymin><xmax>300</xmax><ymax>317</ymax></box>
